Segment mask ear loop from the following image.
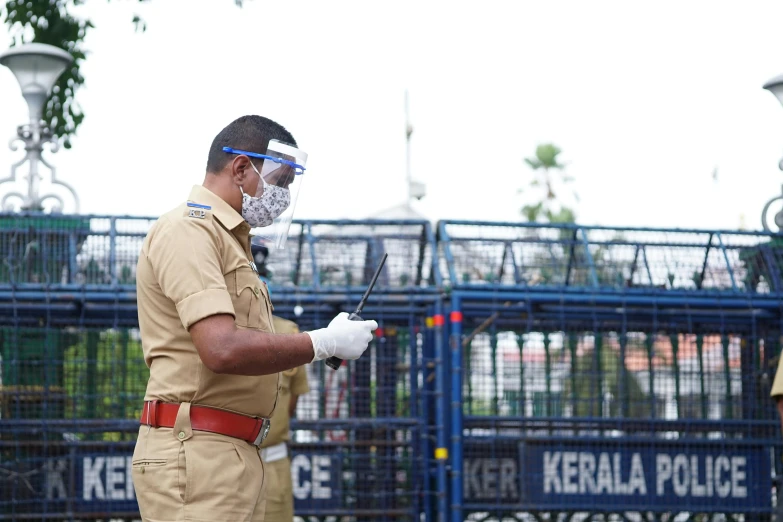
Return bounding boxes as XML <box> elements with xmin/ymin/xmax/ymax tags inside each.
<box><xmin>236</xmin><ymin>157</ymin><xmax>264</xmax><ymax>198</ymax></box>
<box><xmin>245</xmin><ymin>161</ymin><xmax>268</xmax><ymax>198</ymax></box>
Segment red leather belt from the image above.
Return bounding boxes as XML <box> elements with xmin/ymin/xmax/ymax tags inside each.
<box><xmin>140</xmin><ymin>401</ymin><xmax>271</xmax><ymax>446</ymax></box>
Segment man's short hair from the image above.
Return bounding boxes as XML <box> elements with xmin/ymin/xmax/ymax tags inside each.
<box><xmin>206</xmin><ymin>115</ymin><xmax>297</xmax><ymax>173</ymax></box>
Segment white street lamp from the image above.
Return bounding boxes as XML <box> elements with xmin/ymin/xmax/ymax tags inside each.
<box><xmin>760</xmin><ymin>74</ymin><xmax>783</xmax><ymax>231</ymax></box>
<box><xmin>0</xmin><ymin>43</ymin><xmax>79</xmax><ymax>212</ymax></box>
<box><xmin>763</xmin><ymin>74</ymin><xmax>783</xmax><ymax>109</ymax></box>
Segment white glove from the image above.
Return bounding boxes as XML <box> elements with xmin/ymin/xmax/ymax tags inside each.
<box><xmin>306</xmin><ymin>312</ymin><xmax>378</xmax><ymax>362</ymax></box>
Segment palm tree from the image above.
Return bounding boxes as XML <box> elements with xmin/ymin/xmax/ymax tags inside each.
<box><xmin>521</xmin><ymin>144</ymin><xmax>576</xmax><ymax>224</ymax></box>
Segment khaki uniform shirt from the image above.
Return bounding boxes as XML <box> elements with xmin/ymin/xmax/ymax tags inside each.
<box><xmin>136</xmin><ymin>185</ymin><xmax>278</xmax><ymax>418</ymax></box>
<box><xmin>772</xmin><ymin>355</ymin><xmax>783</xmax><ymax>397</ymax></box>
<box><xmin>260</xmin><ymin>316</ymin><xmax>310</xmax><ymax>447</ymax></box>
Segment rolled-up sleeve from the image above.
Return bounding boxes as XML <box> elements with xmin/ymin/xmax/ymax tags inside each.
<box><xmin>147</xmin><ymin>217</ymin><xmax>235</xmax><ymax>329</ymax></box>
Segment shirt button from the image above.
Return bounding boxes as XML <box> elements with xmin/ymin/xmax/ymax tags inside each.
<box><xmin>178</xmin><ymin>431</ymin><xmax>186</xmax><ymax>440</ymax></box>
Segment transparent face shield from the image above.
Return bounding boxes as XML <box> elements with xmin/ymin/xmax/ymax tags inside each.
<box><xmin>223</xmin><ymin>140</ymin><xmax>308</xmax><ymax>249</ymax></box>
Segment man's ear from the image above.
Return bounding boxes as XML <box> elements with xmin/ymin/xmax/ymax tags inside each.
<box><xmin>230</xmin><ymin>155</ymin><xmax>252</xmax><ymax>184</ymax></box>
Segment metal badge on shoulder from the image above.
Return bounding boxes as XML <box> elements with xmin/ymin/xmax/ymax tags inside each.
<box><xmin>187</xmin><ymin>201</ymin><xmax>211</xmax><ymax>219</ymax></box>
<box><xmin>249</xmin><ymin>261</ymin><xmax>259</xmax><ymax>274</ymax></box>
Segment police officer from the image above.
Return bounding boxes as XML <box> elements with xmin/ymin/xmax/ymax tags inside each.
<box><xmin>770</xmin><ymin>355</ymin><xmax>783</xmax><ymax>516</ymax></box>
<box><xmin>251</xmin><ymin>239</ymin><xmax>310</xmax><ymax>521</ymax></box>
<box><xmin>773</xmin><ymin>357</ymin><xmax>783</xmax><ymax>433</ymax></box>
<box><xmin>263</xmin><ymin>316</ymin><xmax>309</xmax><ymax>521</ymax></box>
<box><xmin>132</xmin><ymin>115</ymin><xmax>377</xmax><ymax>522</ymax></box>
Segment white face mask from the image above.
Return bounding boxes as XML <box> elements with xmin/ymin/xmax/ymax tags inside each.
<box><xmin>241</xmin><ymin>163</ymin><xmax>291</xmax><ymax>228</ymax></box>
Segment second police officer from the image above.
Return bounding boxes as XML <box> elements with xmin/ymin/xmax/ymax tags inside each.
<box><xmin>251</xmin><ymin>238</ymin><xmax>310</xmax><ymax>522</ymax></box>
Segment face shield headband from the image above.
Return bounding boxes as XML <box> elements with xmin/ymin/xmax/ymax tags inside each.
<box><xmin>222</xmin><ymin>148</ymin><xmax>306</xmax><ymax>185</ymax></box>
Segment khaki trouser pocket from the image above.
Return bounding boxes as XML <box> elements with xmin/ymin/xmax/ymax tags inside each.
<box><xmin>182</xmin><ymin>434</ymin><xmax>265</xmax><ymax>521</ymax></box>
<box><xmin>262</xmin><ymin>457</ymin><xmax>294</xmax><ymax>521</ymax></box>
<box><xmin>131</xmin><ymin>459</ymin><xmax>166</xmax><ymax>469</ymax></box>
<box><xmin>133</xmin><ymin>426</ymin><xmax>266</xmax><ymax>522</ymax></box>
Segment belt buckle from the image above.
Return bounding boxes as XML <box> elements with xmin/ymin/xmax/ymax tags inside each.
<box><xmin>253</xmin><ymin>418</ymin><xmax>271</xmax><ymax>446</ymax></box>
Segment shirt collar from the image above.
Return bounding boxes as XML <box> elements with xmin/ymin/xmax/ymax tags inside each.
<box><xmin>187</xmin><ymin>185</ymin><xmax>245</xmax><ymax>230</ymax></box>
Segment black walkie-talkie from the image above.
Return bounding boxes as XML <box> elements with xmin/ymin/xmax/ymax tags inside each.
<box><xmin>325</xmin><ymin>253</ymin><xmax>388</xmax><ymax>370</ymax></box>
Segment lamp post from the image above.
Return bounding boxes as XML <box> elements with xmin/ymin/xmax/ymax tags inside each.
<box><xmin>0</xmin><ymin>42</ymin><xmax>79</xmax><ymax>213</ymax></box>
<box><xmin>404</xmin><ymin>90</ymin><xmax>425</xmax><ymax>206</ymax></box>
<box><xmin>761</xmin><ymin>74</ymin><xmax>783</xmax><ymax>232</ymax></box>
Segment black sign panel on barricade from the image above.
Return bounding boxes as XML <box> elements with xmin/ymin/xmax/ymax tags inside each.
<box><xmin>463</xmin><ymin>438</ymin><xmax>771</xmax><ymax>513</ymax></box>
<box><xmin>289</xmin><ymin>451</ymin><xmax>343</xmax><ymax>510</ymax></box>
<box><xmin>463</xmin><ymin>439</ymin><xmax>522</xmax><ymax>503</ymax></box>
<box><xmin>1</xmin><ymin>446</ymin><xmax>344</xmax><ymax>518</ymax></box>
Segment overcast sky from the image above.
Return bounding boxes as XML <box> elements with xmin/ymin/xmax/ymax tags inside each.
<box><xmin>2</xmin><ymin>0</ymin><xmax>783</xmax><ymax>231</ymax></box>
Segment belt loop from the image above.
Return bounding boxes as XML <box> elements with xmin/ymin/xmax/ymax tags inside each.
<box><xmin>251</xmin><ymin>418</ymin><xmax>263</xmax><ymax>443</ymax></box>
<box><xmin>173</xmin><ymin>402</ymin><xmax>193</xmax><ymax>441</ymax></box>
<box><xmin>146</xmin><ymin>400</ymin><xmax>160</xmax><ymax>429</ymax></box>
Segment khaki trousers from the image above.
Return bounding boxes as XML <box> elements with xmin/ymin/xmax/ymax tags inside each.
<box><xmin>262</xmin><ymin>456</ymin><xmax>293</xmax><ymax>522</ymax></box>
<box><xmin>131</xmin><ymin>403</ymin><xmax>267</xmax><ymax>522</ymax></box>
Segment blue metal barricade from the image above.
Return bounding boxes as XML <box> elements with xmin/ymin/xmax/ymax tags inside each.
<box><xmin>0</xmin><ymin>214</ymin><xmax>441</xmax><ymax>521</ymax></box>
<box><xmin>2</xmin><ymin>214</ymin><xmax>783</xmax><ymax>520</ymax></box>
<box><xmin>438</xmin><ymin>221</ymin><xmax>783</xmax><ymax>520</ymax></box>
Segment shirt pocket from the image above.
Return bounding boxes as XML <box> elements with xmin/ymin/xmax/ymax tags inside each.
<box><xmin>279</xmin><ymin>369</ymin><xmax>294</xmax><ymax>392</ymax></box>
<box><xmin>225</xmin><ymin>265</ymin><xmax>270</xmax><ymax>330</ymax></box>
<box><xmin>259</xmin><ymin>280</ymin><xmax>274</xmax><ymax>318</ymax></box>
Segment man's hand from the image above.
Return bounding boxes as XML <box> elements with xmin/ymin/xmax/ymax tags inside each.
<box><xmin>306</xmin><ymin>312</ymin><xmax>377</xmax><ymax>362</ymax></box>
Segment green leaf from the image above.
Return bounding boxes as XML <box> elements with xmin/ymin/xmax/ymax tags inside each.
<box><xmin>521</xmin><ymin>202</ymin><xmax>543</xmax><ymax>222</ymax></box>
<box><xmin>132</xmin><ymin>14</ymin><xmax>147</xmax><ymax>32</ymax></box>
<box><xmin>2</xmin><ymin>0</ymin><xmax>247</xmax><ymax>148</ymax></box>
<box><xmin>547</xmin><ymin>206</ymin><xmax>576</xmax><ymax>224</ymax></box>
<box><xmin>535</xmin><ymin>143</ymin><xmax>565</xmax><ymax>170</ymax></box>
<box><xmin>524</xmin><ymin>157</ymin><xmax>543</xmax><ymax>170</ymax></box>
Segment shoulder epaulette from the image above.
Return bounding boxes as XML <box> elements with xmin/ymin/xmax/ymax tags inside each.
<box><xmin>186</xmin><ymin>201</ymin><xmax>211</xmax><ymax>219</ymax></box>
